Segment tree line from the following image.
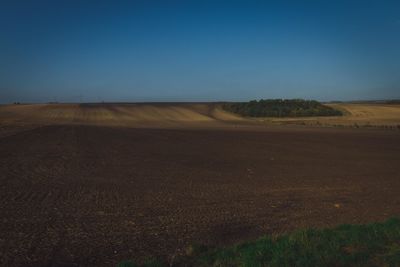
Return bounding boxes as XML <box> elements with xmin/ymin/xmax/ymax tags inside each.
<box><xmin>222</xmin><ymin>99</ymin><xmax>343</xmax><ymax>117</ymax></box>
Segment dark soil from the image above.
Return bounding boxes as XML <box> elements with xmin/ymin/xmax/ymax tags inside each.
<box><xmin>1</xmin><ymin>125</ymin><xmax>399</xmax><ymax>266</ymax></box>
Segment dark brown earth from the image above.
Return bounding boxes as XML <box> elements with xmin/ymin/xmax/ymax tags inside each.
<box><xmin>1</xmin><ymin>124</ymin><xmax>400</xmax><ymax>266</ymax></box>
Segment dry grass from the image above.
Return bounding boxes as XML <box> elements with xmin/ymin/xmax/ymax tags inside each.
<box><xmin>1</xmin><ymin>103</ymin><xmax>399</xmax><ymax>130</ymax></box>
<box><xmin>262</xmin><ymin>103</ymin><xmax>400</xmax><ymax>128</ymax></box>
<box><xmin>0</xmin><ymin>103</ymin><xmax>244</xmax><ymax>129</ymax></box>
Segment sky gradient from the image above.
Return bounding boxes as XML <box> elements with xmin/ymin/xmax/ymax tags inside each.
<box><xmin>1</xmin><ymin>0</ymin><xmax>399</xmax><ymax>103</ymax></box>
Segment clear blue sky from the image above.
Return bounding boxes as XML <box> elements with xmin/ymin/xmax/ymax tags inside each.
<box><xmin>1</xmin><ymin>0</ymin><xmax>399</xmax><ymax>103</ymax></box>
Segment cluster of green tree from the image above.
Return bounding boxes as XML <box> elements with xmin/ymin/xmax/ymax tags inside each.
<box><xmin>222</xmin><ymin>99</ymin><xmax>343</xmax><ymax>117</ymax></box>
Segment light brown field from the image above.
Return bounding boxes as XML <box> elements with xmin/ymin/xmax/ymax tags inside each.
<box><xmin>266</xmin><ymin>103</ymin><xmax>400</xmax><ymax>128</ymax></box>
<box><xmin>0</xmin><ymin>103</ymin><xmax>244</xmax><ymax>128</ymax></box>
<box><xmin>1</xmin><ymin>103</ymin><xmax>399</xmax><ymax>132</ymax></box>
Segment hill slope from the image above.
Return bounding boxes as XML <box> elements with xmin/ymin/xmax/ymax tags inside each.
<box><xmin>0</xmin><ymin>103</ymin><xmax>244</xmax><ymax>128</ymax></box>
<box><xmin>1</xmin><ymin>102</ymin><xmax>399</xmax><ymax>130</ymax></box>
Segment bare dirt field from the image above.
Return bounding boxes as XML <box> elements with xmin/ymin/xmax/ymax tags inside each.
<box><xmin>0</xmin><ymin>103</ymin><xmax>400</xmax><ymax>266</ymax></box>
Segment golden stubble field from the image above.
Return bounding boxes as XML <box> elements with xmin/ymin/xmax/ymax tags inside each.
<box><xmin>266</xmin><ymin>103</ymin><xmax>400</xmax><ymax>128</ymax></box>
<box><xmin>0</xmin><ymin>103</ymin><xmax>247</xmax><ymax>137</ymax></box>
<box><xmin>0</xmin><ymin>103</ymin><xmax>244</xmax><ymax>130</ymax></box>
<box><xmin>1</xmin><ymin>103</ymin><xmax>399</xmax><ymax>133</ymax></box>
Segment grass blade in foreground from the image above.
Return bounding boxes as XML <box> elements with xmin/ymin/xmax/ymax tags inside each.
<box><xmin>119</xmin><ymin>218</ymin><xmax>400</xmax><ymax>267</ymax></box>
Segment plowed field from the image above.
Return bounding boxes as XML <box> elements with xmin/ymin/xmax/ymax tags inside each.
<box><xmin>1</xmin><ymin>121</ymin><xmax>399</xmax><ymax>266</ymax></box>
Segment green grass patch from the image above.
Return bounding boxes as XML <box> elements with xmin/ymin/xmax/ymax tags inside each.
<box><xmin>118</xmin><ymin>218</ymin><xmax>400</xmax><ymax>267</ymax></box>
<box><xmin>222</xmin><ymin>99</ymin><xmax>343</xmax><ymax>117</ymax></box>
